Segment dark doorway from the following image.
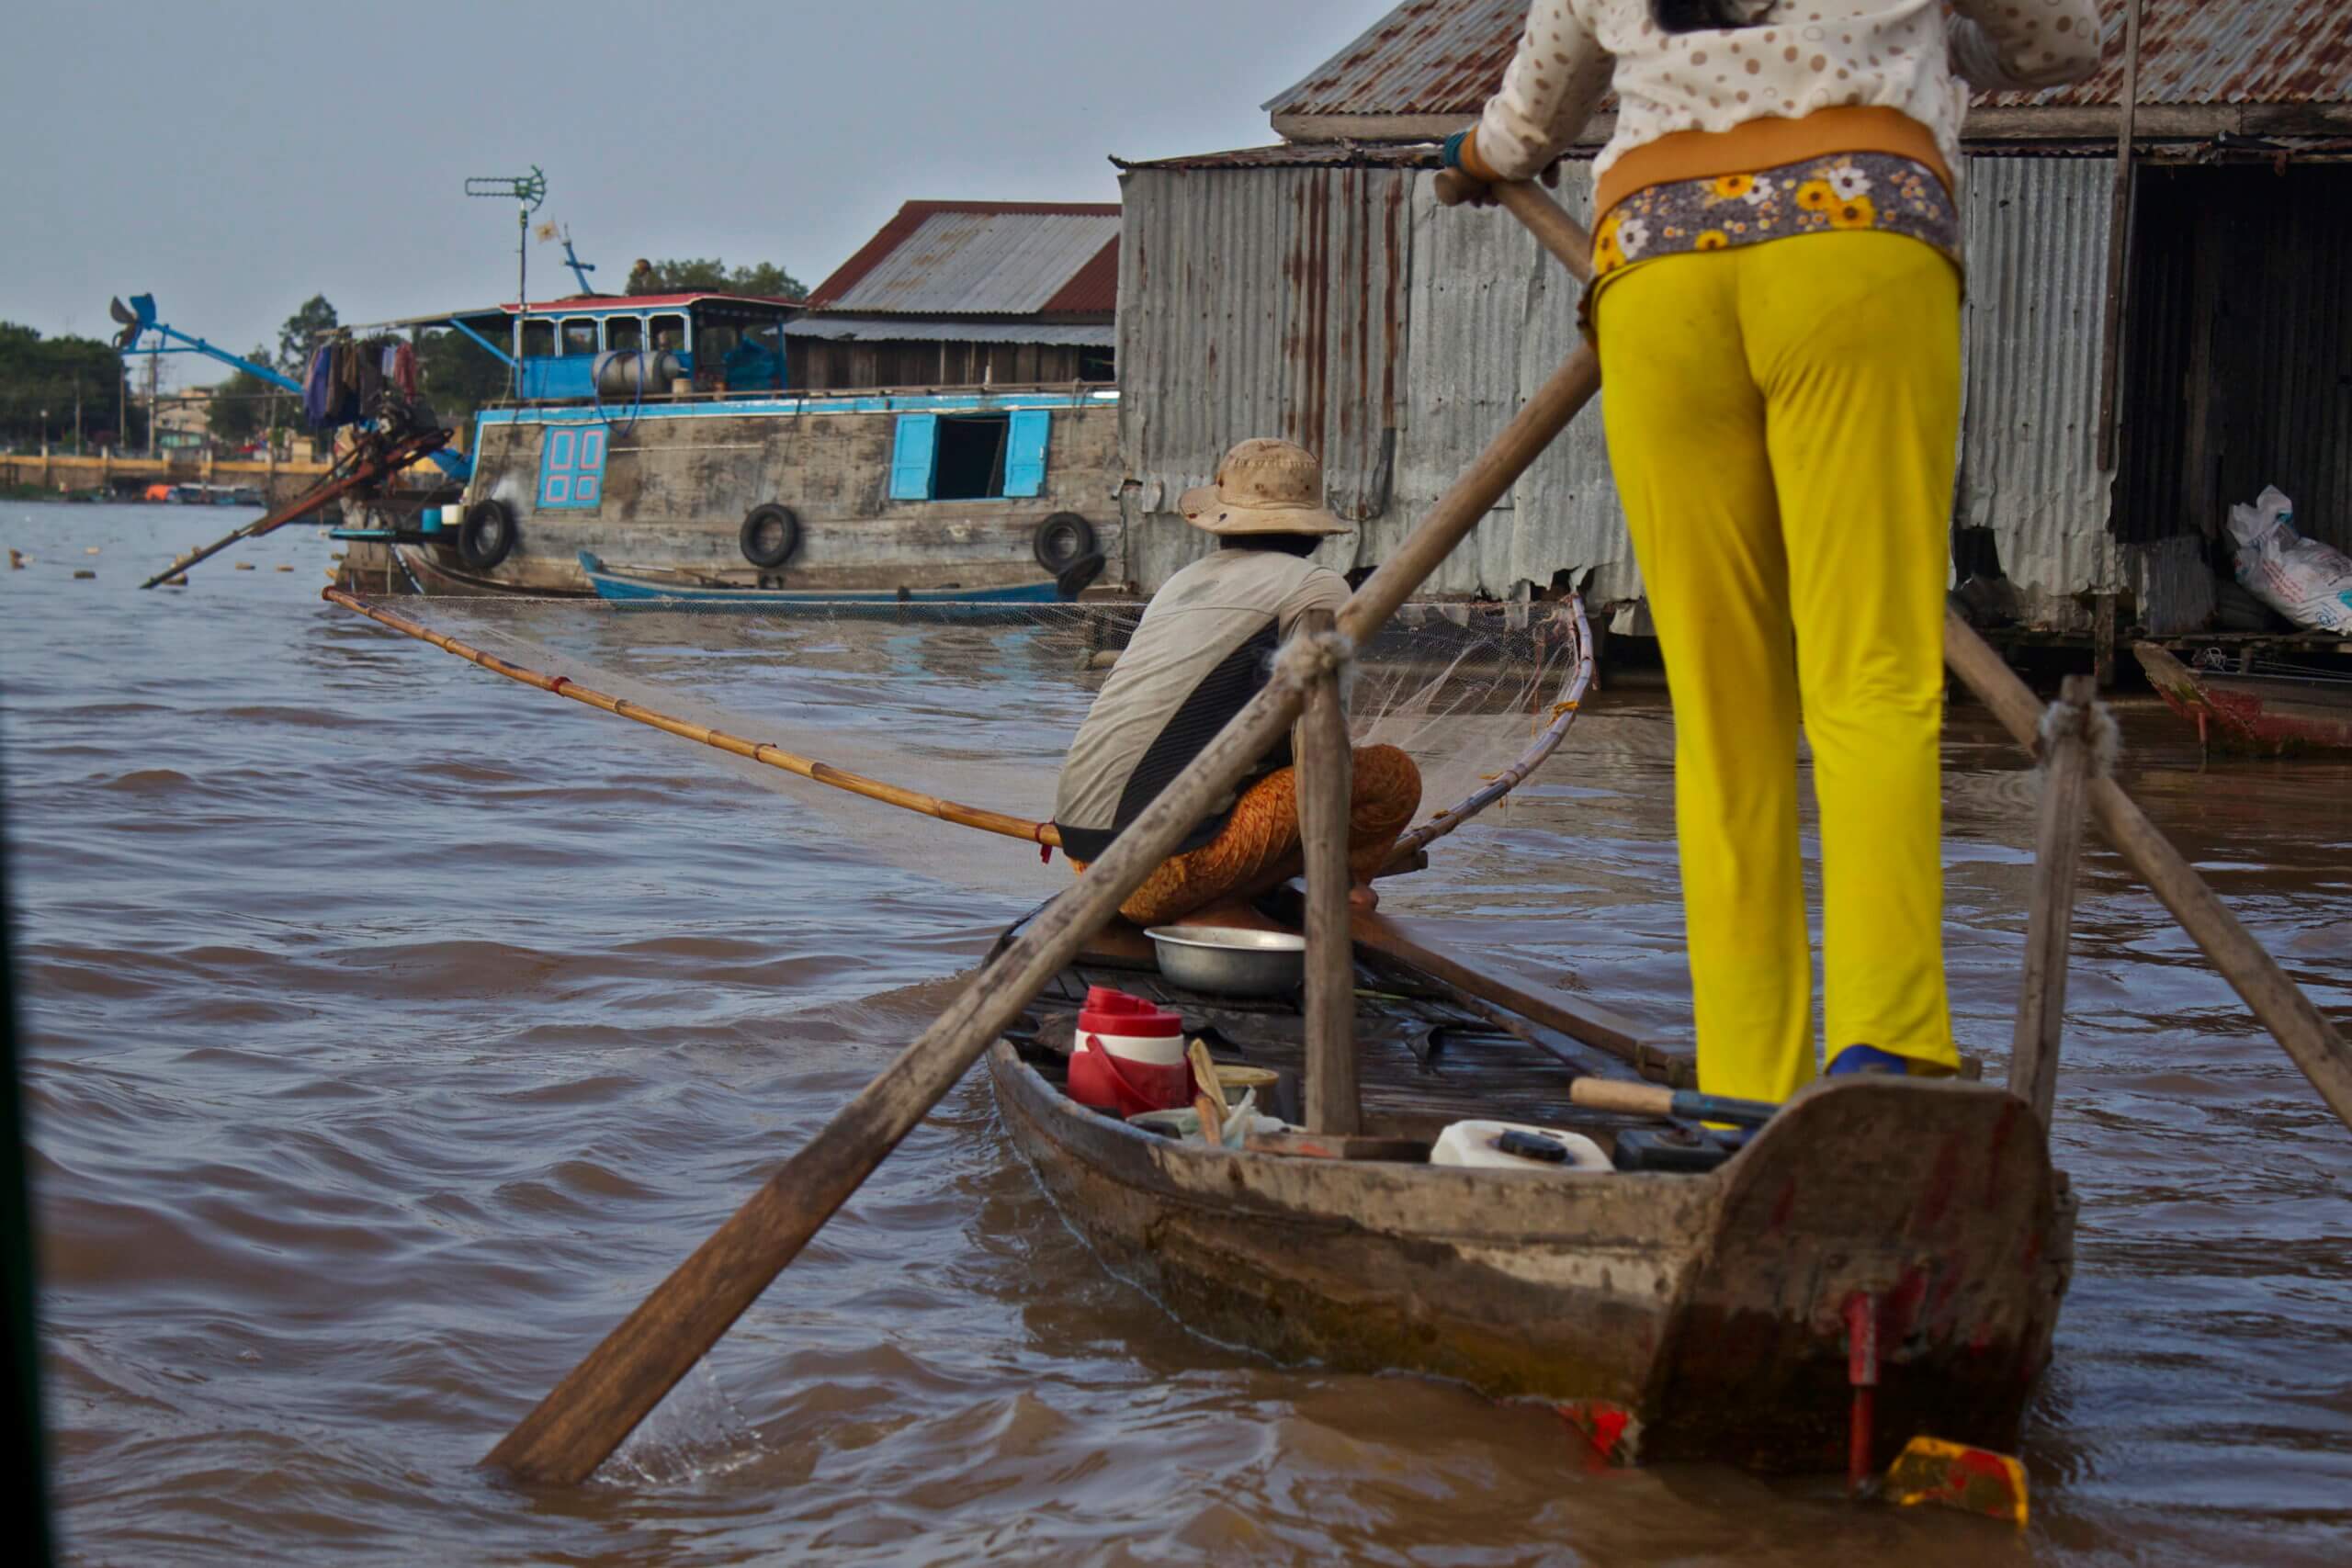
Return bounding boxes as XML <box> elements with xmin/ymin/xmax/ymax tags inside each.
<box><xmin>2118</xmin><ymin>164</ymin><xmax>2352</xmax><ymax>554</ymax></box>
<box><xmin>933</xmin><ymin>414</ymin><xmax>1010</xmax><ymax>501</ymax></box>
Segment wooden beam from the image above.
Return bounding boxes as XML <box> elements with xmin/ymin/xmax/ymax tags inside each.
<box><xmin>1349</xmin><ymin>909</ymin><xmax>1693</xmax><ymax>1088</ymax></box>
<box><xmin>1295</xmin><ymin>609</ymin><xmax>1361</xmax><ymax>1134</ymax></box>
<box><xmin>2008</xmin><ymin>675</ymin><xmax>2098</xmax><ymax>1127</ymax></box>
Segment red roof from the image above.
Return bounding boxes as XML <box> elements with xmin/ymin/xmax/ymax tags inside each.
<box><xmin>495</xmin><ymin>292</ymin><xmax>802</xmax><ymax>314</ymax></box>
<box><xmin>808</xmin><ymin>201</ymin><xmax>1121</xmax><ymax>315</ymax></box>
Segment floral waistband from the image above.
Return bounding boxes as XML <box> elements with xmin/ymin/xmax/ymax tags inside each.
<box><xmin>1592</xmin><ymin>152</ymin><xmax>1960</xmax><ymax>284</ymax></box>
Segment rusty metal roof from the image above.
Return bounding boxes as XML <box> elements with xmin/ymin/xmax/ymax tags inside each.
<box><xmin>1263</xmin><ymin>0</ymin><xmax>1523</xmax><ymax>119</ymax></box>
<box><xmin>1266</xmin><ymin>0</ymin><xmax>2350</xmax><ymax>119</ymax></box>
<box><xmin>806</xmin><ymin>202</ymin><xmax>1120</xmax><ymax>316</ymax></box>
<box><xmin>1990</xmin><ymin>1</ymin><xmax>2352</xmax><ymax>107</ymax></box>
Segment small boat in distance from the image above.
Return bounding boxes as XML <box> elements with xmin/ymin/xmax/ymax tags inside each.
<box><xmin>2133</xmin><ymin>641</ymin><xmax>2352</xmax><ymax>755</ymax></box>
<box><xmin>576</xmin><ymin>550</ymin><xmax>1085</xmax><ymax>607</ymax></box>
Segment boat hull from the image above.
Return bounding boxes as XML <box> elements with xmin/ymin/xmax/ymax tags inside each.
<box><xmin>2134</xmin><ymin>641</ymin><xmax>2352</xmax><ymax>754</ymax></box>
<box><xmin>577</xmin><ymin>551</ymin><xmax>1064</xmax><ymax>607</ymax></box>
<box><xmin>989</xmin><ymin>1041</ymin><xmax>2072</xmax><ymax>1471</ymax></box>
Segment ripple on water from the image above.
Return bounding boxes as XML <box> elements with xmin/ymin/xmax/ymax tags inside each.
<box><xmin>6</xmin><ymin>503</ymin><xmax>2350</xmax><ymax>1565</ymax></box>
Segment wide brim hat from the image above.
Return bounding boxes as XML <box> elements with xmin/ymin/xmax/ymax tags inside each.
<box><xmin>1179</xmin><ymin>437</ymin><xmax>1352</xmax><ymax>536</ymax></box>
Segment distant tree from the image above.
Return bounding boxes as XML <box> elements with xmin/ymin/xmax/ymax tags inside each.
<box><xmin>416</xmin><ymin>327</ymin><xmax>511</xmax><ymax>429</ymax></box>
<box><xmin>277</xmin><ymin>295</ymin><xmax>339</xmax><ymax>379</ymax></box>
<box><xmin>206</xmin><ymin>346</ymin><xmax>286</xmax><ymax>446</ymax></box>
<box><xmin>0</xmin><ymin>322</ymin><xmax>140</xmax><ymax>451</ymax></box>
<box><xmin>626</xmin><ymin>257</ymin><xmax>808</xmax><ymax>300</ymax></box>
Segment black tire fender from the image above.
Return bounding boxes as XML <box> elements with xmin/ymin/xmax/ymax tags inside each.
<box><xmin>458</xmin><ymin>499</ymin><xmax>516</xmax><ymax>570</ymax></box>
<box><xmin>1055</xmin><ymin>552</ymin><xmax>1106</xmax><ymax>601</ymax></box>
<box><xmin>1032</xmin><ymin>512</ymin><xmax>1097</xmax><ymax>572</ymax></box>
<box><xmin>741</xmin><ymin>503</ymin><xmax>801</xmax><ymax>569</ymax></box>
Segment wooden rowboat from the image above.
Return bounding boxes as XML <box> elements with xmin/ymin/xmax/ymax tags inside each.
<box><xmin>988</xmin><ymin>915</ymin><xmax>2074</xmax><ymax>1473</ymax></box>
<box><xmin>577</xmin><ymin>550</ymin><xmax>1071</xmax><ymax>608</ymax></box>
<box><xmin>2134</xmin><ymin>640</ymin><xmax>2352</xmax><ymax>755</ymax></box>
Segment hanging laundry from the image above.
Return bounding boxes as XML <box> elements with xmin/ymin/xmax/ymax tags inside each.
<box><xmin>304</xmin><ymin>345</ymin><xmax>334</xmax><ymax>428</ymax></box>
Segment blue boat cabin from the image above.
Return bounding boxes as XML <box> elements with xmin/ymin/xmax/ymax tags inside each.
<box><xmin>485</xmin><ymin>292</ymin><xmax>796</xmax><ymax>401</ymax></box>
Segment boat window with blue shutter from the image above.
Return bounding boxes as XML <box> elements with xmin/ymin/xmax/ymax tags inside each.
<box><xmin>537</xmin><ymin>425</ymin><xmax>608</xmax><ymax>511</ymax></box>
<box><xmin>888</xmin><ymin>413</ymin><xmax>938</xmax><ymax>501</ymax></box>
<box><xmin>1003</xmin><ymin>410</ymin><xmax>1050</xmax><ymax>498</ymax></box>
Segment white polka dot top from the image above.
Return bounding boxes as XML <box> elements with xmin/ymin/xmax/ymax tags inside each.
<box><xmin>1470</xmin><ymin>0</ymin><xmax>2104</xmax><ymax>201</ymax></box>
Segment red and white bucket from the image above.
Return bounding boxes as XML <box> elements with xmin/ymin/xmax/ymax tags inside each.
<box><xmin>1066</xmin><ymin>986</ymin><xmax>1191</xmax><ymax>1118</ymax></box>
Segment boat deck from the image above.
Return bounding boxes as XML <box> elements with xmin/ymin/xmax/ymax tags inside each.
<box><xmin>1007</xmin><ymin>918</ymin><xmax>1667</xmax><ymax>1150</ymax></box>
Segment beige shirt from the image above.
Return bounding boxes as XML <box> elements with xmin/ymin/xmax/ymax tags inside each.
<box><xmin>1474</xmin><ymin>1</ymin><xmax>2106</xmax><ymax>190</ymax></box>
<box><xmin>1053</xmin><ymin>548</ymin><xmax>1349</xmax><ymax>861</ymax></box>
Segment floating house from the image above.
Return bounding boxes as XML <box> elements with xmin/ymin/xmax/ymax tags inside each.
<box><xmin>786</xmin><ymin>201</ymin><xmax>1119</xmax><ymax>391</ymax></box>
<box><xmin>1113</xmin><ymin>0</ymin><xmax>2352</xmax><ymax>642</ymax></box>
<box><xmin>333</xmin><ymin>205</ymin><xmax>1125</xmax><ymax>600</ymax></box>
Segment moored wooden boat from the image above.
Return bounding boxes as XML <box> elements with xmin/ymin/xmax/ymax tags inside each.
<box><xmin>989</xmin><ymin>922</ymin><xmax>2074</xmax><ymax>1473</ymax></box>
<box><xmin>2134</xmin><ymin>641</ymin><xmax>2352</xmax><ymax>755</ymax></box>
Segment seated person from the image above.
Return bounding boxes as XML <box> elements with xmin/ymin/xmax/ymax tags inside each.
<box><xmin>1053</xmin><ymin>437</ymin><xmax>1421</xmax><ymax>926</ymax></box>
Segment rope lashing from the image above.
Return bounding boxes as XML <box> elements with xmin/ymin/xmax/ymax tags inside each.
<box><xmin>2036</xmin><ymin>691</ymin><xmax>2122</xmax><ymax>779</ymax></box>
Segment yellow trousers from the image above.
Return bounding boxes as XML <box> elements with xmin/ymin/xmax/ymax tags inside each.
<box><xmin>1593</xmin><ymin>231</ymin><xmax>1962</xmax><ymax>1102</ymax></box>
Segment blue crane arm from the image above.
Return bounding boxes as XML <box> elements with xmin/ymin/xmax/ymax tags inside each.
<box><xmin>137</xmin><ymin>322</ymin><xmax>308</xmax><ymax>395</ymax></box>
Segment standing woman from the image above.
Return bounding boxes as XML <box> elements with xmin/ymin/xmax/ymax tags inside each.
<box><xmin>1442</xmin><ymin>2</ymin><xmax>2103</xmax><ymax>1103</ymax></box>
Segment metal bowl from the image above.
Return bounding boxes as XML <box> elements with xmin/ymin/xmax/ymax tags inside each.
<box><xmin>1144</xmin><ymin>925</ymin><xmax>1306</xmax><ymax>998</ymax></box>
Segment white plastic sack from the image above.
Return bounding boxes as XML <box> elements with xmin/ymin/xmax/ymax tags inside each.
<box><xmin>2227</xmin><ymin>486</ymin><xmax>2352</xmax><ymax>635</ymax></box>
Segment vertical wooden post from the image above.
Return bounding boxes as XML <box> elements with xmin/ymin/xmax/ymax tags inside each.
<box><xmin>2008</xmin><ymin>674</ymin><xmax>2098</xmax><ymax>1127</ymax></box>
<box><xmin>1295</xmin><ymin>607</ymin><xmax>1360</xmax><ymax>1134</ymax></box>
<box><xmin>2093</xmin><ymin>592</ymin><xmax>2118</xmax><ymax>690</ymax></box>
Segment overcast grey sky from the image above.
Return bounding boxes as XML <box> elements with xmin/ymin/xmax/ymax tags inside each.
<box><xmin>3</xmin><ymin>0</ymin><xmax>1381</xmax><ymax>385</ymax></box>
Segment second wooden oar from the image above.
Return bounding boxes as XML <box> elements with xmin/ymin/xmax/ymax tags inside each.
<box><xmin>1942</xmin><ymin>612</ymin><xmax>2352</xmax><ymax>1133</ymax></box>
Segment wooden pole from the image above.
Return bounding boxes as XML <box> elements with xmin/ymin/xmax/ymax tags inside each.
<box><xmin>2096</xmin><ymin>0</ymin><xmax>2145</xmax><ymax>472</ymax></box>
<box><xmin>323</xmin><ymin>588</ymin><xmax>1061</xmax><ymax>850</ymax></box>
<box><xmin>1295</xmin><ymin>608</ymin><xmax>1360</xmax><ymax>1134</ymax></box>
<box><xmin>484</xmin><ymin>187</ymin><xmax>1602</xmax><ymax>1483</ymax></box>
<box><xmin>2007</xmin><ymin>674</ymin><xmax>2098</xmax><ymax>1127</ymax></box>
<box><xmin>1945</xmin><ymin>613</ymin><xmax>2352</xmax><ymax>1130</ymax></box>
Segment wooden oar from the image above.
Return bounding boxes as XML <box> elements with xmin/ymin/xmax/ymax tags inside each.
<box><xmin>1943</xmin><ymin>615</ymin><xmax>2352</xmax><ymax>1131</ymax></box>
<box><xmin>482</xmin><ymin>278</ymin><xmax>1608</xmax><ymax>1483</ymax></box>
<box><xmin>322</xmin><ymin>588</ymin><xmax>1063</xmax><ymax>851</ymax></box>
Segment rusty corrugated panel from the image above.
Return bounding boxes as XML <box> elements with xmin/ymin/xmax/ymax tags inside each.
<box><xmin>1956</xmin><ymin>154</ymin><xmax>2118</xmax><ymax>628</ymax></box>
<box><xmin>1985</xmin><ymin>0</ymin><xmax>2352</xmax><ymax>107</ymax></box>
<box><xmin>1117</xmin><ymin>163</ymin><xmax>1414</xmax><ymax>590</ymax></box>
<box><xmin>1272</xmin><ymin>1</ymin><xmax>2347</xmax><ymax>119</ymax></box>
<box><xmin>1263</xmin><ymin>0</ymin><xmax>1525</xmax><ymax>119</ymax></box>
<box><xmin>1379</xmin><ymin>162</ymin><xmax>1634</xmax><ymax>599</ymax></box>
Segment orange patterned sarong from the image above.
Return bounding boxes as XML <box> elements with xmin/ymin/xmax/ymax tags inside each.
<box><xmin>1071</xmin><ymin>744</ymin><xmax>1421</xmax><ymax>927</ymax></box>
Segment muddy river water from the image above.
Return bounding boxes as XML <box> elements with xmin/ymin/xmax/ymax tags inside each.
<box><xmin>6</xmin><ymin>503</ymin><xmax>2348</xmax><ymax>1564</ymax></box>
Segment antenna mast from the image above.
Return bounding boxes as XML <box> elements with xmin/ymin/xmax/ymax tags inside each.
<box><xmin>466</xmin><ymin>166</ymin><xmax>548</xmax><ymax>392</ymax></box>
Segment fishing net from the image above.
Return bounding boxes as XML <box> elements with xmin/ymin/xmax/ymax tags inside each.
<box><xmin>343</xmin><ymin>587</ymin><xmax>1589</xmax><ymax>905</ymax></box>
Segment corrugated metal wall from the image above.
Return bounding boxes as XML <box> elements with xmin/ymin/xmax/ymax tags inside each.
<box><xmin>1119</xmin><ymin>154</ymin><xmax>2131</xmax><ymax>619</ymax></box>
<box><xmin>1956</xmin><ymin>155</ymin><xmax>2119</xmax><ymax>629</ymax></box>
<box><xmin>1115</xmin><ymin>164</ymin><xmax>1410</xmax><ymax>589</ymax></box>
